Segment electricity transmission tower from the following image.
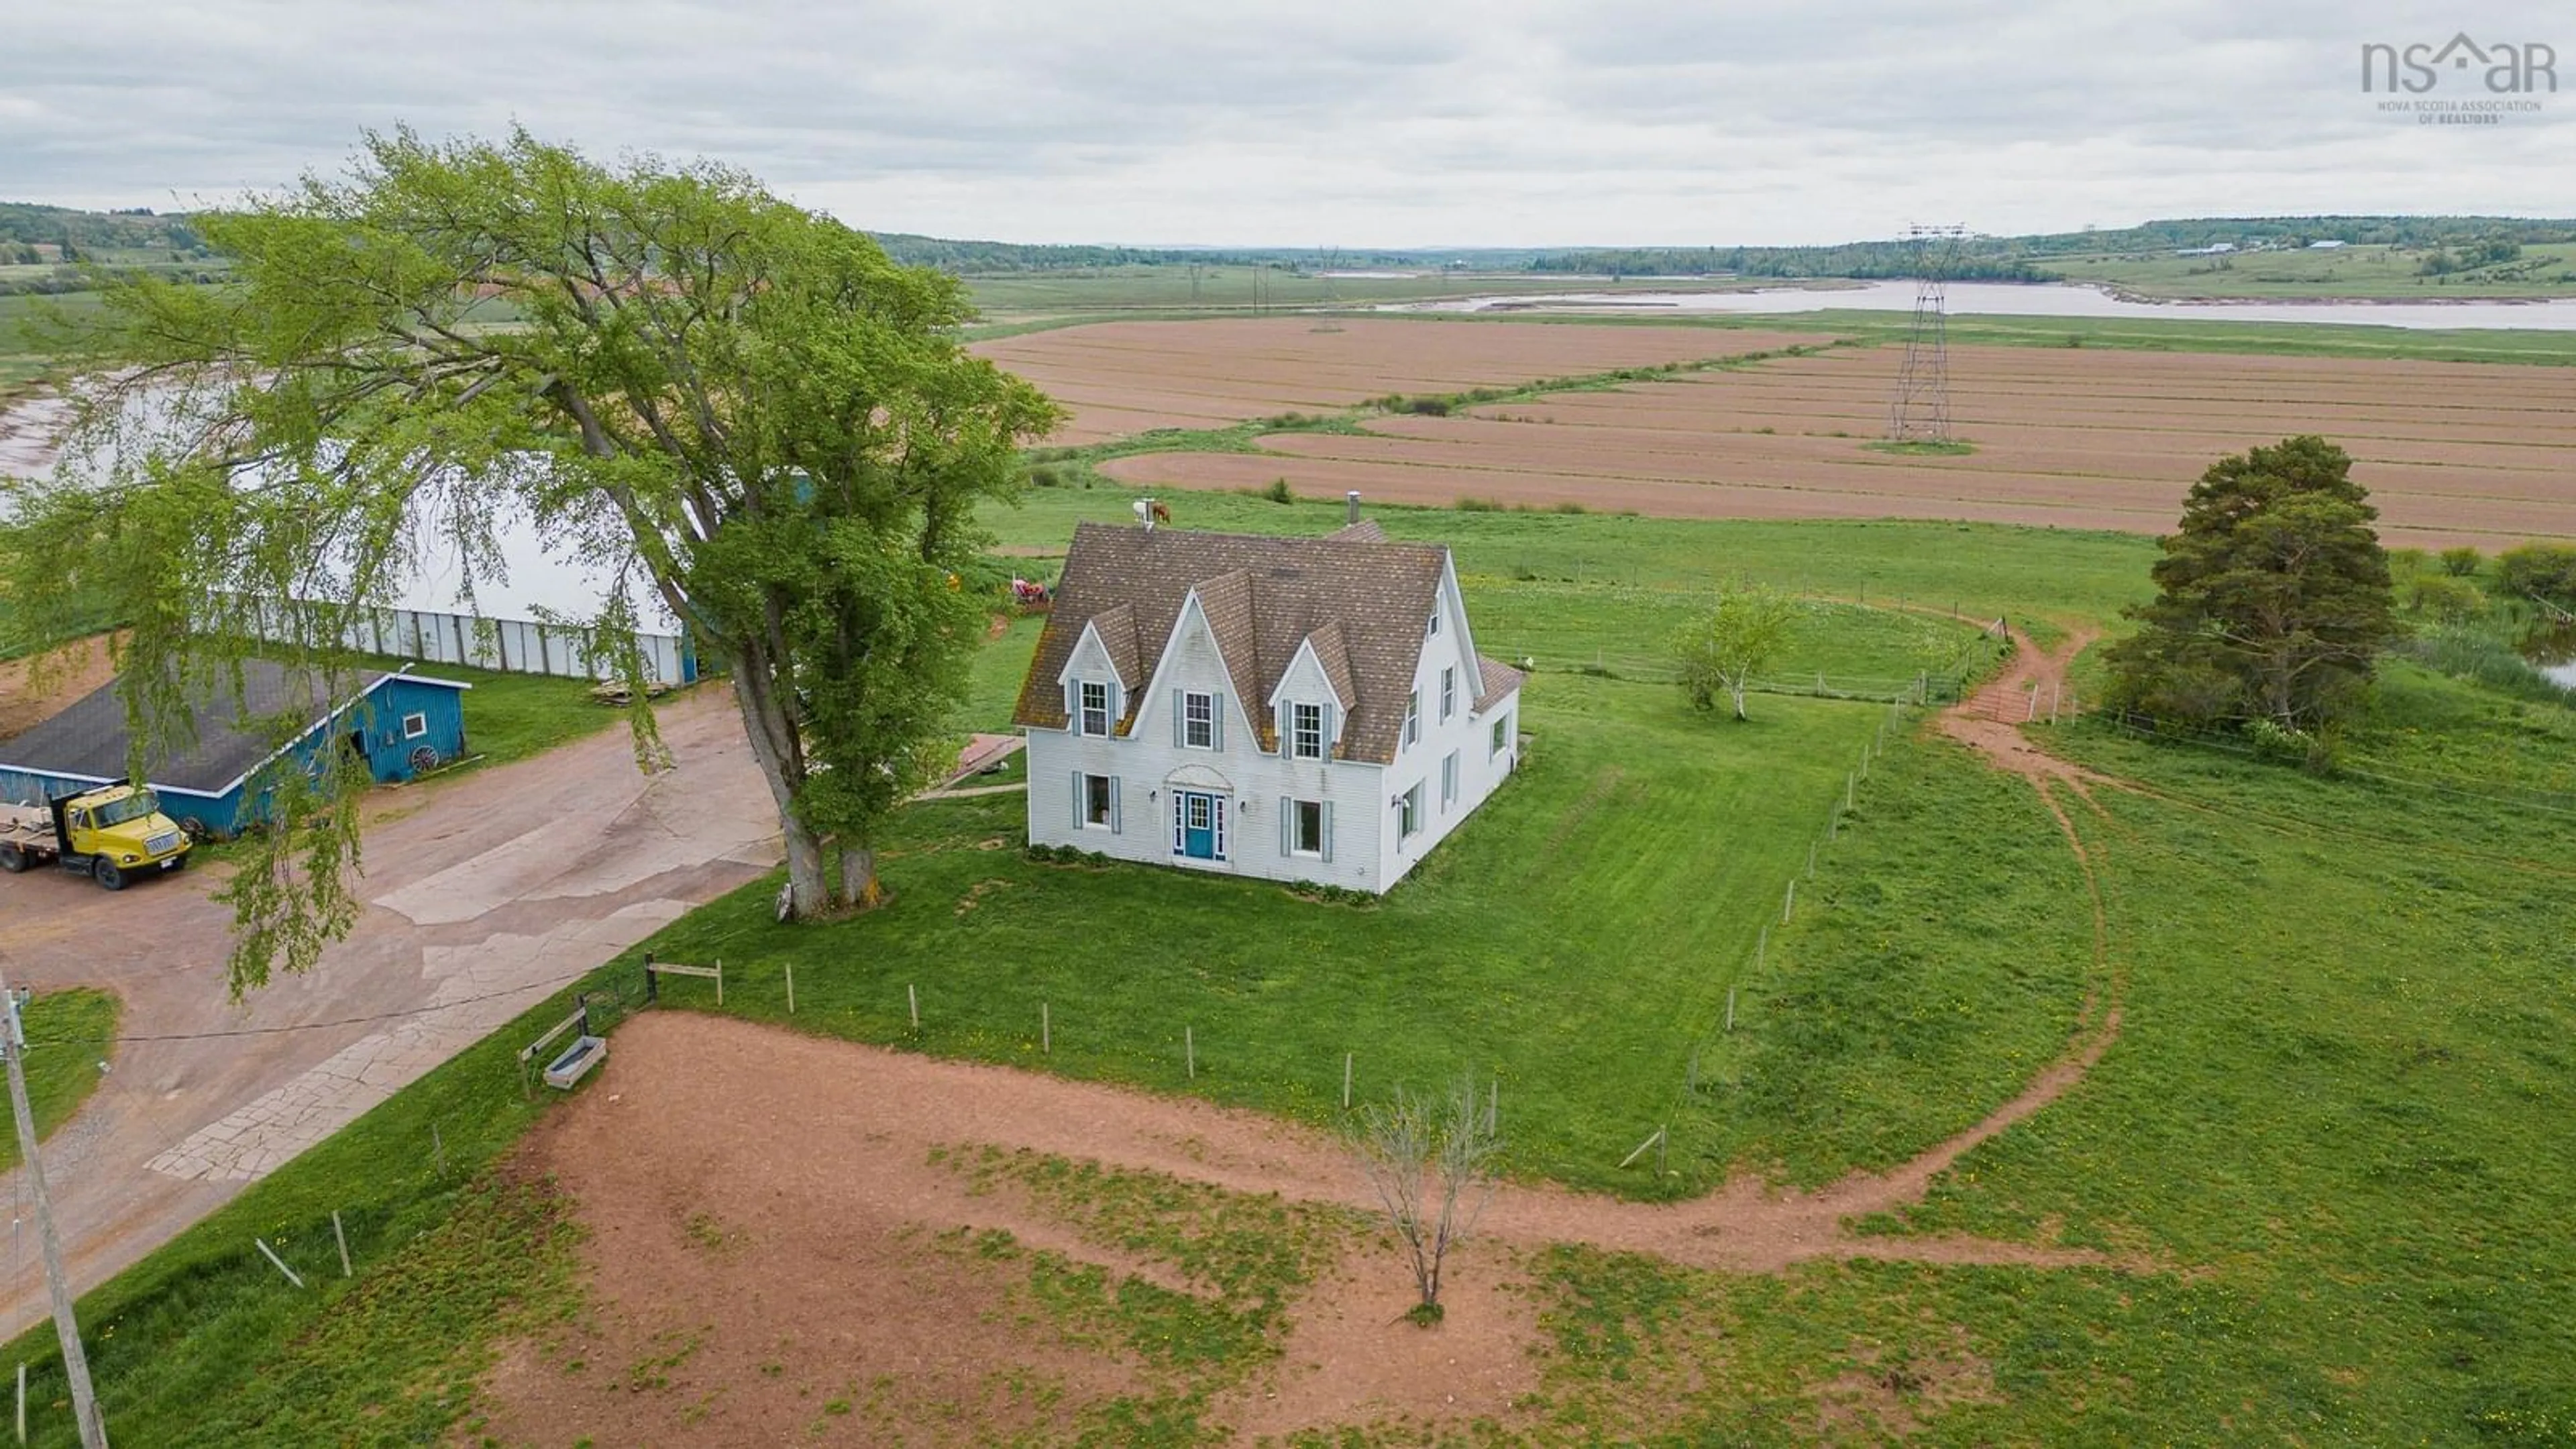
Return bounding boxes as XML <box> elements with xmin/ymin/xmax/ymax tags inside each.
<box><xmin>1888</xmin><ymin>224</ymin><xmax>1968</xmax><ymax>443</ymax></box>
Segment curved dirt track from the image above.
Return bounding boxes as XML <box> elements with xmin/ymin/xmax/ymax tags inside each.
<box><xmin>493</xmin><ymin>627</ymin><xmax>2135</xmax><ymax>1442</ymax></box>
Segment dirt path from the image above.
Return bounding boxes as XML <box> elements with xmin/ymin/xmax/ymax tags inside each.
<box><xmin>488</xmin><ymin>627</ymin><xmax>2139</xmax><ymax>1442</ymax></box>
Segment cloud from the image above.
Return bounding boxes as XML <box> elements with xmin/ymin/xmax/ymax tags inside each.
<box><xmin>1</xmin><ymin>0</ymin><xmax>2565</xmax><ymax>244</ymax></box>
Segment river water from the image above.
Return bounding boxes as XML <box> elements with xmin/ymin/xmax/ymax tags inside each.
<box><xmin>1384</xmin><ymin>280</ymin><xmax>2576</xmax><ymax>331</ymax></box>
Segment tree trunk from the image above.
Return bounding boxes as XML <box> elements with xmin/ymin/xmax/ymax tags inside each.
<box><xmin>839</xmin><ymin>843</ymin><xmax>881</xmax><ymax>909</ymax></box>
<box><xmin>1729</xmin><ymin>678</ymin><xmax>1749</xmax><ymax>721</ymax></box>
<box><xmin>729</xmin><ymin>657</ymin><xmax>835</xmax><ymax>918</ymax></box>
<box><xmin>781</xmin><ymin>812</ymin><xmax>828</xmax><ymax>920</ymax></box>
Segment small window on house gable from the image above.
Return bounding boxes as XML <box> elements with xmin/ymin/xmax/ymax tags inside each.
<box><xmin>1079</xmin><ymin>681</ymin><xmax>1110</xmax><ymax>737</ymax></box>
<box><xmin>1440</xmin><ymin>667</ymin><xmax>1455</xmax><ymax>722</ymax></box>
<box><xmin>1184</xmin><ymin>691</ymin><xmax>1216</xmax><ymax>748</ymax></box>
<box><xmin>1427</xmin><ymin>608</ymin><xmax>1440</xmax><ymax>637</ymax></box>
<box><xmin>1442</xmin><ymin>751</ymin><xmax>1458</xmax><ymax>808</ymax></box>
<box><xmin>1291</xmin><ymin>701</ymin><xmax>1325</xmax><ymax>759</ymax></box>
<box><xmin>1403</xmin><ymin>690</ymin><xmax>1421</xmax><ymax>747</ymax></box>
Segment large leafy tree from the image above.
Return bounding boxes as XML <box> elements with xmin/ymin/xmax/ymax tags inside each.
<box><xmin>1</xmin><ymin>128</ymin><xmax>1059</xmax><ymax>991</ymax></box>
<box><xmin>2106</xmin><ymin>435</ymin><xmax>2396</xmax><ymax>729</ymax></box>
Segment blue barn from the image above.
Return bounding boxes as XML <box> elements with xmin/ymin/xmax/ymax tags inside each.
<box><xmin>0</xmin><ymin>661</ymin><xmax>470</xmax><ymax>837</ymax></box>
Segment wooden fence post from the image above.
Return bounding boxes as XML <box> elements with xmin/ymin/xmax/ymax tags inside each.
<box><xmin>1041</xmin><ymin>1002</ymin><xmax>1051</xmax><ymax>1054</ymax></box>
<box><xmin>333</xmin><ymin>1211</ymin><xmax>352</xmax><ymax>1278</ymax></box>
<box><xmin>908</xmin><ymin>983</ymin><xmax>920</xmax><ymax>1031</ymax></box>
<box><xmin>1185</xmin><ymin>1026</ymin><xmax>1195</xmax><ymax>1080</ymax></box>
<box><xmin>785</xmin><ymin>962</ymin><xmax>795</xmax><ymax>1015</ymax></box>
<box><xmin>1343</xmin><ymin>1053</ymin><xmax>1353</xmax><ymax>1110</ymax></box>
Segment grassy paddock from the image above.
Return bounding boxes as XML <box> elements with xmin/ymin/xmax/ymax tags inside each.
<box><xmin>996</xmin><ymin>484</ymin><xmax>2155</xmax><ymax>631</ymax></box>
<box><xmin>637</xmin><ymin>674</ymin><xmax>1894</xmax><ymax>1196</ymax></box>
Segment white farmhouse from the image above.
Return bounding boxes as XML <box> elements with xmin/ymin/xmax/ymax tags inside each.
<box><xmin>1014</xmin><ymin>514</ymin><xmax>1524</xmax><ymax>892</ymax></box>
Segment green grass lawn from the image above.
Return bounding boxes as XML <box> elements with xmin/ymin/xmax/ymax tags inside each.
<box><xmin>994</xmin><ymin>483</ymin><xmax>2157</xmax><ymax>633</ymax></box>
<box><xmin>1546</xmin><ymin>661</ymin><xmax>2576</xmax><ymax>1442</ymax></box>
<box><xmin>0</xmin><ymin>990</ymin><xmax>120</xmax><ymax>1175</ymax></box>
<box><xmin>641</xmin><ymin>672</ymin><xmax>1895</xmax><ymax>1196</ymax></box>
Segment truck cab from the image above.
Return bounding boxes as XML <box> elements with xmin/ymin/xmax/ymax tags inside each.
<box><xmin>0</xmin><ymin>785</ymin><xmax>193</xmax><ymax>890</ymax></box>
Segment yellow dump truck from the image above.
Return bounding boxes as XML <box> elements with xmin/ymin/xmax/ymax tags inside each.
<box><xmin>0</xmin><ymin>785</ymin><xmax>193</xmax><ymax>890</ymax></box>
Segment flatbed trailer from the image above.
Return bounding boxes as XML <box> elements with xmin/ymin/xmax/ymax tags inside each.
<box><xmin>0</xmin><ymin>790</ymin><xmax>191</xmax><ymax>889</ymax></box>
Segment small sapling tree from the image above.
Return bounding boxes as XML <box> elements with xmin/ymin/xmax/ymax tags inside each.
<box><xmin>1349</xmin><ymin>1077</ymin><xmax>1499</xmax><ymax>1324</ymax></box>
<box><xmin>1672</xmin><ymin>585</ymin><xmax>1797</xmax><ymax>721</ymax></box>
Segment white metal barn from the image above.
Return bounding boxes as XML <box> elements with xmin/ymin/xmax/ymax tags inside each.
<box><xmin>265</xmin><ymin>498</ymin><xmax>700</xmax><ymax>685</ymax></box>
<box><xmin>1014</xmin><ymin>513</ymin><xmax>1523</xmax><ymax>894</ymax></box>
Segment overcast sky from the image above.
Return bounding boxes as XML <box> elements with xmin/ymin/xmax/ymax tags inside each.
<box><xmin>1</xmin><ymin>1</ymin><xmax>2565</xmax><ymax>246</ymax></box>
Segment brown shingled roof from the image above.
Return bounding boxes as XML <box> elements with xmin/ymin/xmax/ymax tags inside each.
<box><xmin>1012</xmin><ymin>522</ymin><xmax>1454</xmax><ymax>764</ymax></box>
<box><xmin>1472</xmin><ymin>653</ymin><xmax>1525</xmax><ymax>712</ymax></box>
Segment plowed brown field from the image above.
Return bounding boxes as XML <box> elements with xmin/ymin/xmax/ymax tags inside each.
<box><xmin>1099</xmin><ymin>343</ymin><xmax>2576</xmax><ymax>548</ymax></box>
<box><xmin>971</xmin><ymin>317</ymin><xmax>1823</xmax><ymax>444</ymax></box>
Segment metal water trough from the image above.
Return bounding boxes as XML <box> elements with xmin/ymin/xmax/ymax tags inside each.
<box><xmin>543</xmin><ymin>1034</ymin><xmax>608</xmax><ymax>1089</ymax></box>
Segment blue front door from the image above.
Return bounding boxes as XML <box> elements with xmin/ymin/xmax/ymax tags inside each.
<box><xmin>1177</xmin><ymin>792</ymin><xmax>1224</xmax><ymax>859</ymax></box>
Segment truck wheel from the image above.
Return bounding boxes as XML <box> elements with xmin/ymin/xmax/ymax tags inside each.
<box><xmin>93</xmin><ymin>859</ymin><xmax>126</xmax><ymax>892</ymax></box>
<box><xmin>0</xmin><ymin>845</ymin><xmax>23</xmax><ymax>873</ymax></box>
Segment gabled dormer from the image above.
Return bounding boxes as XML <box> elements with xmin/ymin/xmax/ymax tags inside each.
<box><xmin>1267</xmin><ymin>622</ymin><xmax>1357</xmax><ymax>761</ymax></box>
<box><xmin>1130</xmin><ymin>581</ymin><xmax>1255</xmax><ymax>755</ymax></box>
<box><xmin>1057</xmin><ymin>602</ymin><xmax>1142</xmax><ymax>737</ymax></box>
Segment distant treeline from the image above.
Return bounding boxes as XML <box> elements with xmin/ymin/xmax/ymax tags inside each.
<box><xmin>864</xmin><ymin>233</ymin><xmax>1474</xmax><ymax>274</ymax></box>
<box><xmin>0</xmin><ymin>202</ymin><xmax>210</xmax><ymax>256</ymax></box>
<box><xmin>8</xmin><ymin>201</ymin><xmax>2575</xmax><ymax>285</ymax></box>
<box><xmin>1525</xmin><ymin>217</ymin><xmax>2576</xmax><ymax>280</ymax></box>
<box><xmin>1526</xmin><ymin>243</ymin><xmax>2050</xmax><ymax>281</ymax></box>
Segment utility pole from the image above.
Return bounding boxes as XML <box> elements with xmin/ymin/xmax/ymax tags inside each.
<box><xmin>0</xmin><ymin>963</ymin><xmax>108</xmax><ymax>1449</ymax></box>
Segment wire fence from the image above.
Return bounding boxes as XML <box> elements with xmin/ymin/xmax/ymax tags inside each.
<box><xmin>1492</xmin><ymin>648</ymin><xmax>1974</xmax><ymax>704</ymax></box>
<box><xmin>1672</xmin><ymin>694</ymin><xmax>1916</xmax><ymax>1128</ymax></box>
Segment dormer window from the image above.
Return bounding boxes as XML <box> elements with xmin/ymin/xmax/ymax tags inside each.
<box><xmin>1079</xmin><ymin>681</ymin><xmax>1111</xmax><ymax>737</ymax></box>
<box><xmin>1291</xmin><ymin>702</ymin><xmax>1324</xmax><ymax>759</ymax></box>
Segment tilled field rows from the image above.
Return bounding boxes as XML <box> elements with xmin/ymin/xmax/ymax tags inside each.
<box><xmin>973</xmin><ymin>317</ymin><xmax>1824</xmax><ymax>444</ymax></box>
<box><xmin>1102</xmin><ymin>341</ymin><xmax>2576</xmax><ymax>547</ymax></box>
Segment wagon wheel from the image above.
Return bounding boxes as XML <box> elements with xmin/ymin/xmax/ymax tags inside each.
<box><xmin>408</xmin><ymin>744</ymin><xmax>442</xmax><ymax>775</ymax></box>
<box><xmin>178</xmin><ymin>816</ymin><xmax>212</xmax><ymax>842</ymax></box>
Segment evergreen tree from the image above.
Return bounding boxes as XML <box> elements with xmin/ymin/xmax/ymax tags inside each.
<box><xmin>2106</xmin><ymin>436</ymin><xmax>2396</xmax><ymax>730</ymax></box>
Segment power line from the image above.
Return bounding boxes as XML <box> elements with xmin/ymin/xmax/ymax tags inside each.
<box><xmin>17</xmin><ymin>965</ymin><xmax>604</xmax><ymax>1050</ymax></box>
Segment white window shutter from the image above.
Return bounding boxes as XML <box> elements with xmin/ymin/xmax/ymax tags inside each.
<box><xmin>1171</xmin><ymin>691</ymin><xmax>1184</xmax><ymax>747</ymax></box>
<box><xmin>1279</xmin><ymin>796</ymin><xmax>1291</xmax><ymax>855</ymax></box>
<box><xmin>1320</xmin><ymin>801</ymin><xmax>1334</xmax><ymax>862</ymax></box>
<box><xmin>1110</xmin><ymin>777</ymin><xmax>1122</xmax><ymax>834</ymax></box>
